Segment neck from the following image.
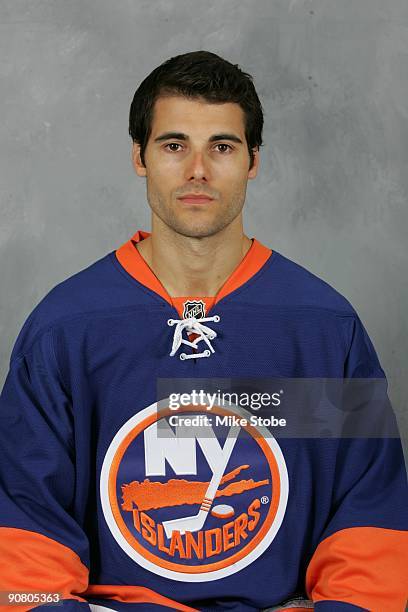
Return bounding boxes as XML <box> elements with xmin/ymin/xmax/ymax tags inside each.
<box><xmin>136</xmin><ymin>215</ymin><xmax>252</xmax><ymax>297</ymax></box>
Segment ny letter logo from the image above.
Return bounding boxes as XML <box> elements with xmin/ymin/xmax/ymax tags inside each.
<box><xmin>144</xmin><ymin>421</ymin><xmax>240</xmax><ymax>536</ymax></box>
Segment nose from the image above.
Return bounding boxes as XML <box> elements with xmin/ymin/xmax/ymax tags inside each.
<box><xmin>185</xmin><ymin>150</ymin><xmax>210</xmax><ymax>182</ymax></box>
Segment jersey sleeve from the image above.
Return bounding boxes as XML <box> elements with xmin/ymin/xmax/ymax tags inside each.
<box><xmin>305</xmin><ymin>315</ymin><xmax>408</xmax><ymax>611</ymax></box>
<box><xmin>0</xmin><ymin>320</ymin><xmax>90</xmax><ymax>611</ymax></box>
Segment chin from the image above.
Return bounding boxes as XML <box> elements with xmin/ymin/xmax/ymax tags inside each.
<box><xmin>155</xmin><ymin>202</ymin><xmax>242</xmax><ymax>239</ymax></box>
<box><xmin>173</xmin><ymin>224</ymin><xmax>221</xmax><ymax>239</ymax></box>
<box><xmin>162</xmin><ymin>211</ymin><xmax>228</xmax><ymax>239</ymax></box>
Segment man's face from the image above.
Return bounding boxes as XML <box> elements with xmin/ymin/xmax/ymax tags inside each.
<box><xmin>132</xmin><ymin>95</ymin><xmax>259</xmax><ymax>238</ymax></box>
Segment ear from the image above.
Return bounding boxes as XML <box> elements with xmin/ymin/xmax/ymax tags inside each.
<box><xmin>248</xmin><ymin>147</ymin><xmax>260</xmax><ymax>180</ymax></box>
<box><xmin>132</xmin><ymin>142</ymin><xmax>147</xmax><ymax>177</ymax></box>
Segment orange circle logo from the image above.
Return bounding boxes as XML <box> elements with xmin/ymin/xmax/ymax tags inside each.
<box><xmin>100</xmin><ymin>401</ymin><xmax>288</xmax><ymax>581</ymax></box>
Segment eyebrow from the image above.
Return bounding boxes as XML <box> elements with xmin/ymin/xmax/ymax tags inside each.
<box><xmin>153</xmin><ymin>132</ymin><xmax>243</xmax><ymax>144</ymax></box>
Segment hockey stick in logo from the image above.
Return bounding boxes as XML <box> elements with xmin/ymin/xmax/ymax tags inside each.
<box><xmin>162</xmin><ymin>424</ymin><xmax>241</xmax><ymax>537</ymax></box>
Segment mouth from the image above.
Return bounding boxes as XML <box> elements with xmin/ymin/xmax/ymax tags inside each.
<box><xmin>177</xmin><ymin>195</ymin><xmax>215</xmax><ymax>205</ymax></box>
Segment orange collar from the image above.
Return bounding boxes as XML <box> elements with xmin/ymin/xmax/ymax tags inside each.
<box><xmin>115</xmin><ymin>230</ymin><xmax>272</xmax><ymax>318</ymax></box>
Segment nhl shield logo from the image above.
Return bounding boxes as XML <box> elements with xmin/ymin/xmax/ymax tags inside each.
<box><xmin>183</xmin><ymin>300</ymin><xmax>206</xmax><ymax>319</ymax></box>
<box><xmin>100</xmin><ymin>401</ymin><xmax>289</xmax><ymax>582</ymax></box>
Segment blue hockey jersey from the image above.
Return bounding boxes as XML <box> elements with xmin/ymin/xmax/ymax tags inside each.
<box><xmin>0</xmin><ymin>230</ymin><xmax>407</xmax><ymax>612</ymax></box>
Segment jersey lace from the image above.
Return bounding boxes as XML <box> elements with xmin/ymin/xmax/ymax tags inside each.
<box><xmin>167</xmin><ymin>315</ymin><xmax>221</xmax><ymax>360</ymax></box>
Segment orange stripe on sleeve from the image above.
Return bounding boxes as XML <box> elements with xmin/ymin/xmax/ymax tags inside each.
<box><xmin>305</xmin><ymin>526</ymin><xmax>408</xmax><ymax>611</ymax></box>
<box><xmin>84</xmin><ymin>584</ymin><xmax>199</xmax><ymax>611</ymax></box>
<box><xmin>0</xmin><ymin>527</ymin><xmax>199</xmax><ymax>611</ymax></box>
<box><xmin>0</xmin><ymin>527</ymin><xmax>89</xmax><ymax>611</ymax></box>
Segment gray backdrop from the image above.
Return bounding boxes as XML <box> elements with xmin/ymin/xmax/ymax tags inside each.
<box><xmin>1</xmin><ymin>0</ymin><xmax>407</xmax><ymax>458</ymax></box>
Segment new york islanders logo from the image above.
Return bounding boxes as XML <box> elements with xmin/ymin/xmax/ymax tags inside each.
<box><xmin>100</xmin><ymin>402</ymin><xmax>289</xmax><ymax>581</ymax></box>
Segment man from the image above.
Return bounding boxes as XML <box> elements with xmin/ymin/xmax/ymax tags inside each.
<box><xmin>0</xmin><ymin>51</ymin><xmax>407</xmax><ymax>612</ymax></box>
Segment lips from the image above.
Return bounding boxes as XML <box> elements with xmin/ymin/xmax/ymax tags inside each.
<box><xmin>178</xmin><ymin>194</ymin><xmax>214</xmax><ymax>204</ymax></box>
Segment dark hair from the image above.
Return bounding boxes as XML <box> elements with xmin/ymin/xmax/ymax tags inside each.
<box><xmin>129</xmin><ymin>50</ymin><xmax>264</xmax><ymax>170</ymax></box>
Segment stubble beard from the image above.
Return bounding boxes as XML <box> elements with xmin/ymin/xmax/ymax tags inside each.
<box><xmin>146</xmin><ymin>182</ymin><xmax>248</xmax><ymax>239</ymax></box>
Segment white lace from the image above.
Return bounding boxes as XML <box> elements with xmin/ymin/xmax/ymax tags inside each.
<box><xmin>167</xmin><ymin>315</ymin><xmax>221</xmax><ymax>360</ymax></box>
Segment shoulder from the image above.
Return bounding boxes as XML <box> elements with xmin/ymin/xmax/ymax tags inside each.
<box><xmin>259</xmin><ymin>250</ymin><xmax>357</xmax><ymax>316</ymax></box>
<box><xmin>9</xmin><ymin>251</ymin><xmax>127</xmax><ymax>359</ymax></box>
<box><xmin>254</xmin><ymin>251</ymin><xmax>384</xmax><ymax>375</ymax></box>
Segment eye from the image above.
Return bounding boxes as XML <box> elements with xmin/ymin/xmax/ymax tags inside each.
<box><xmin>214</xmin><ymin>143</ymin><xmax>233</xmax><ymax>153</ymax></box>
<box><xmin>164</xmin><ymin>143</ymin><xmax>183</xmax><ymax>152</ymax></box>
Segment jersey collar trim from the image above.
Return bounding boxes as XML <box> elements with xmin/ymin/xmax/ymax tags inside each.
<box><xmin>115</xmin><ymin>230</ymin><xmax>272</xmax><ymax>313</ymax></box>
